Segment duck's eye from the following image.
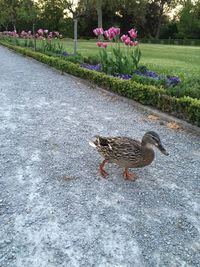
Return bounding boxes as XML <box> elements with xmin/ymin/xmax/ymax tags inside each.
<box><xmin>152</xmin><ymin>136</ymin><xmax>159</xmax><ymax>142</ymax></box>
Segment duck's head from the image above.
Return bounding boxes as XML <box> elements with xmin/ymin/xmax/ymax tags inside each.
<box><xmin>142</xmin><ymin>131</ymin><xmax>169</xmax><ymax>155</ymax></box>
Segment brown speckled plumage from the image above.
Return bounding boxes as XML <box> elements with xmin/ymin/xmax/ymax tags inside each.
<box><xmin>90</xmin><ymin>131</ymin><xmax>168</xmax><ymax>180</ymax></box>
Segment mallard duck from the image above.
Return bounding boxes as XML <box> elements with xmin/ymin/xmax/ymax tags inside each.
<box><xmin>89</xmin><ymin>131</ymin><xmax>168</xmax><ymax>181</ymax></box>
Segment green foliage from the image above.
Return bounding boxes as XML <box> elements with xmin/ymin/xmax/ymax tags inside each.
<box><xmin>98</xmin><ymin>43</ymin><xmax>142</xmax><ymax>75</ymax></box>
<box><xmin>1</xmin><ymin>41</ymin><xmax>200</xmax><ymax>126</ymax></box>
<box><xmin>167</xmin><ymin>77</ymin><xmax>200</xmax><ymax>99</ymax></box>
<box><xmin>131</xmin><ymin>73</ymin><xmax>167</xmax><ymax>88</ymax></box>
<box><xmin>177</xmin><ymin>0</ymin><xmax>200</xmax><ymax>39</ymax></box>
<box><xmin>1</xmin><ymin>35</ymin><xmax>34</xmax><ymax>48</ymax></box>
<box><xmin>40</xmin><ymin>0</ymin><xmax>64</xmax><ymax>31</ymax></box>
<box><xmin>62</xmin><ymin>53</ymin><xmax>84</xmax><ymax>64</ymax></box>
<box><xmin>0</xmin><ymin>0</ymin><xmax>19</xmax><ymax>31</ymax></box>
<box><xmin>39</xmin><ymin>39</ymin><xmax>64</xmax><ymax>54</ymax></box>
<box><xmin>83</xmin><ymin>54</ymin><xmax>100</xmax><ymax>64</ymax></box>
<box><xmin>17</xmin><ymin>0</ymin><xmax>39</xmax><ymax>23</ymax></box>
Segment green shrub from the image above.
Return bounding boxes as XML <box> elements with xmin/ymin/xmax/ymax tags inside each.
<box><xmin>131</xmin><ymin>74</ymin><xmax>167</xmax><ymax>89</ymax></box>
<box><xmin>1</xmin><ymin>41</ymin><xmax>199</xmax><ymax>126</ymax></box>
<box><xmin>167</xmin><ymin>77</ymin><xmax>200</xmax><ymax>99</ymax></box>
<box><xmin>83</xmin><ymin>55</ymin><xmax>100</xmax><ymax>65</ymax></box>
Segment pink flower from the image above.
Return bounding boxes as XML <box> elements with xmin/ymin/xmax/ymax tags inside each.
<box><xmin>44</xmin><ymin>29</ymin><xmax>48</xmax><ymax>34</ymax></box>
<box><xmin>120</xmin><ymin>34</ymin><xmax>129</xmax><ymax>42</ymax></box>
<box><xmin>108</xmin><ymin>31</ymin><xmax>115</xmax><ymax>40</ymax></box>
<box><xmin>104</xmin><ymin>30</ymin><xmax>109</xmax><ymax>39</ymax></box>
<box><xmin>28</xmin><ymin>31</ymin><xmax>31</xmax><ymax>35</ymax></box>
<box><xmin>115</xmin><ymin>27</ymin><xmax>120</xmax><ymax>35</ymax></box>
<box><xmin>106</xmin><ymin>27</ymin><xmax>120</xmax><ymax>40</ymax></box>
<box><xmin>129</xmin><ymin>41</ymin><xmax>134</xmax><ymax>46</ymax></box>
<box><xmin>124</xmin><ymin>37</ymin><xmax>131</xmax><ymax>45</ymax></box>
<box><xmin>11</xmin><ymin>31</ymin><xmax>17</xmax><ymax>37</ymax></box>
<box><xmin>20</xmin><ymin>30</ymin><xmax>25</xmax><ymax>36</ymax></box>
<box><xmin>97</xmin><ymin>41</ymin><xmax>103</xmax><ymax>47</ymax></box>
<box><xmin>128</xmin><ymin>28</ymin><xmax>137</xmax><ymax>39</ymax></box>
<box><xmin>37</xmin><ymin>29</ymin><xmax>44</xmax><ymax>36</ymax></box>
<box><xmin>59</xmin><ymin>34</ymin><xmax>63</xmax><ymax>39</ymax></box>
<box><xmin>93</xmin><ymin>28</ymin><xmax>104</xmax><ymax>36</ymax></box>
<box><xmin>54</xmin><ymin>31</ymin><xmax>59</xmax><ymax>37</ymax></box>
<box><xmin>134</xmin><ymin>41</ymin><xmax>139</xmax><ymax>46</ymax></box>
<box><xmin>102</xmin><ymin>42</ymin><xmax>108</xmax><ymax>48</ymax></box>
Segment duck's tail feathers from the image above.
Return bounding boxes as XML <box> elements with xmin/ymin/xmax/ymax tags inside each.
<box><xmin>89</xmin><ymin>141</ymin><xmax>96</xmax><ymax>148</ymax></box>
<box><xmin>89</xmin><ymin>135</ymin><xmax>105</xmax><ymax>148</ymax></box>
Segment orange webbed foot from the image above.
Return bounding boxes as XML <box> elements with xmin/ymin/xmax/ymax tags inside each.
<box><xmin>99</xmin><ymin>160</ymin><xmax>109</xmax><ymax>178</ymax></box>
<box><xmin>123</xmin><ymin>168</ymin><xmax>137</xmax><ymax>181</ymax></box>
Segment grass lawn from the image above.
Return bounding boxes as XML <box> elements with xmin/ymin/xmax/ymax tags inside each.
<box><xmin>58</xmin><ymin>39</ymin><xmax>200</xmax><ymax>81</ymax></box>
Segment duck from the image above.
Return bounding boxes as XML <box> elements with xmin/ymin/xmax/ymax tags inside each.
<box><xmin>89</xmin><ymin>131</ymin><xmax>169</xmax><ymax>181</ymax></box>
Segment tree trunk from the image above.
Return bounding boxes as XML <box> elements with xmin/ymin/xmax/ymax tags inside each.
<box><xmin>155</xmin><ymin>16</ymin><xmax>162</xmax><ymax>39</ymax></box>
<box><xmin>97</xmin><ymin>7</ymin><xmax>102</xmax><ymax>28</ymax></box>
<box><xmin>73</xmin><ymin>18</ymin><xmax>78</xmax><ymax>55</ymax></box>
<box><xmin>33</xmin><ymin>23</ymin><xmax>36</xmax><ymax>51</ymax></box>
<box><xmin>155</xmin><ymin>3</ymin><xmax>164</xmax><ymax>39</ymax></box>
<box><xmin>96</xmin><ymin>1</ymin><xmax>102</xmax><ymax>40</ymax></box>
<box><xmin>13</xmin><ymin>22</ymin><xmax>16</xmax><ymax>32</ymax></box>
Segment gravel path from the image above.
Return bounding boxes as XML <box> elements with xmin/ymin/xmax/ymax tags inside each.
<box><xmin>0</xmin><ymin>46</ymin><xmax>200</xmax><ymax>267</ymax></box>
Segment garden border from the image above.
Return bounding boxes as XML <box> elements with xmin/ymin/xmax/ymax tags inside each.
<box><xmin>0</xmin><ymin>41</ymin><xmax>200</xmax><ymax>127</ymax></box>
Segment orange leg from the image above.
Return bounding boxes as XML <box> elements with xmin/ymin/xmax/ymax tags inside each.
<box><xmin>123</xmin><ymin>167</ymin><xmax>137</xmax><ymax>181</ymax></box>
<box><xmin>99</xmin><ymin>160</ymin><xmax>109</xmax><ymax>177</ymax></box>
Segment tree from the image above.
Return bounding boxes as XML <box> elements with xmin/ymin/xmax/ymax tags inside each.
<box><xmin>17</xmin><ymin>0</ymin><xmax>39</xmax><ymax>25</ymax></box>
<box><xmin>113</xmin><ymin>0</ymin><xmax>146</xmax><ymax>33</ymax></box>
<box><xmin>177</xmin><ymin>0</ymin><xmax>200</xmax><ymax>38</ymax></box>
<box><xmin>0</xmin><ymin>0</ymin><xmax>10</xmax><ymax>30</ymax></box>
<box><xmin>40</xmin><ymin>0</ymin><xmax>64</xmax><ymax>30</ymax></box>
<box><xmin>75</xmin><ymin>0</ymin><xmax>104</xmax><ymax>27</ymax></box>
<box><xmin>64</xmin><ymin>0</ymin><xmax>115</xmax><ymax>28</ymax></box>
<box><xmin>0</xmin><ymin>0</ymin><xmax>19</xmax><ymax>31</ymax></box>
<box><xmin>153</xmin><ymin>0</ymin><xmax>177</xmax><ymax>38</ymax></box>
<box><xmin>6</xmin><ymin>0</ymin><xmax>19</xmax><ymax>31</ymax></box>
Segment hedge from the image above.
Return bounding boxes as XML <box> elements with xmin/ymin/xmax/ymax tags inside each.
<box><xmin>1</xmin><ymin>41</ymin><xmax>200</xmax><ymax>127</ymax></box>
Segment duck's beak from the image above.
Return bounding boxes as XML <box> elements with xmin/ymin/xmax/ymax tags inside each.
<box><xmin>157</xmin><ymin>143</ymin><xmax>169</xmax><ymax>156</ymax></box>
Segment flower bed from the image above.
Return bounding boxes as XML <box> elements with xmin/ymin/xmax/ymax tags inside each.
<box><xmin>88</xmin><ymin>27</ymin><xmax>181</xmax><ymax>88</ymax></box>
<box><xmin>0</xmin><ymin>29</ymin><xmax>65</xmax><ymax>55</ymax></box>
<box><xmin>93</xmin><ymin>27</ymin><xmax>141</xmax><ymax>75</ymax></box>
<box><xmin>80</xmin><ymin>63</ymin><xmax>180</xmax><ymax>87</ymax></box>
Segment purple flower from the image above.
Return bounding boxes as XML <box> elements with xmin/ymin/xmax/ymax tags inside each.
<box><xmin>112</xmin><ymin>73</ymin><xmax>132</xmax><ymax>80</ymax></box>
<box><xmin>80</xmin><ymin>64</ymin><xmax>102</xmax><ymax>72</ymax></box>
<box><xmin>63</xmin><ymin>51</ymin><xmax>70</xmax><ymax>57</ymax></box>
<box><xmin>167</xmin><ymin>77</ymin><xmax>181</xmax><ymax>87</ymax></box>
<box><xmin>134</xmin><ymin>67</ymin><xmax>180</xmax><ymax>87</ymax></box>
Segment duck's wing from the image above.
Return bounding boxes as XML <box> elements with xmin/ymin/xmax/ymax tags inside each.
<box><xmin>107</xmin><ymin>137</ymin><xmax>143</xmax><ymax>161</ymax></box>
<box><xmin>90</xmin><ymin>136</ymin><xmax>143</xmax><ymax>163</ymax></box>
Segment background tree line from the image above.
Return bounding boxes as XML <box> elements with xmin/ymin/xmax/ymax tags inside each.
<box><xmin>0</xmin><ymin>0</ymin><xmax>200</xmax><ymax>39</ymax></box>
